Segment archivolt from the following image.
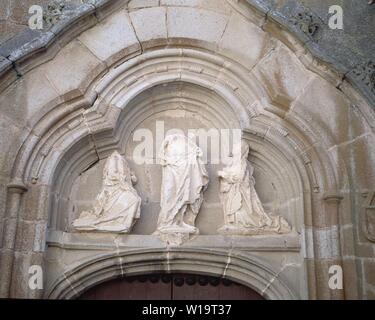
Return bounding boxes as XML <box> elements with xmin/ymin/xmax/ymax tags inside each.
<box><xmin>5</xmin><ymin>45</ymin><xmax>344</xmax><ymax>245</ymax></box>
<box><xmin>0</xmin><ymin>1</ymin><xmax>357</xmax><ymax>300</ymax></box>
<box><xmin>14</xmin><ymin>47</ymin><xmax>342</xmax><ymax>191</ymax></box>
<box><xmin>46</xmin><ymin>248</ymin><xmax>298</xmax><ymax>300</ymax></box>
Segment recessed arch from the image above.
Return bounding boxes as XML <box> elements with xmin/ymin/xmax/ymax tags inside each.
<box><xmin>18</xmin><ymin>45</ymin><xmax>343</xmax><ymax>301</ymax></box>
<box><xmin>1</xmin><ymin>0</ymin><xmax>369</xmax><ymax>301</ymax></box>
<box><xmin>46</xmin><ymin>248</ymin><xmax>298</xmax><ymax>300</ymax></box>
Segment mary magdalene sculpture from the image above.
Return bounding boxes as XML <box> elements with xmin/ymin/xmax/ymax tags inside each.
<box><xmin>218</xmin><ymin>141</ymin><xmax>291</xmax><ymax>235</ymax></box>
<box><xmin>155</xmin><ymin>134</ymin><xmax>209</xmax><ymax>245</ymax></box>
<box><xmin>72</xmin><ymin>151</ymin><xmax>141</xmax><ymax>233</ymax></box>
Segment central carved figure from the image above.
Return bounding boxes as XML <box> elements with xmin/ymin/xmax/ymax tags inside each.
<box><xmin>155</xmin><ymin>134</ymin><xmax>209</xmax><ymax>245</ymax></box>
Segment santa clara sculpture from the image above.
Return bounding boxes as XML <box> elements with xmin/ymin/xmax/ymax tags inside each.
<box><xmin>154</xmin><ymin>134</ymin><xmax>209</xmax><ymax>245</ymax></box>
<box><xmin>218</xmin><ymin>141</ymin><xmax>291</xmax><ymax>235</ymax></box>
<box><xmin>72</xmin><ymin>151</ymin><xmax>141</xmax><ymax>233</ymax></box>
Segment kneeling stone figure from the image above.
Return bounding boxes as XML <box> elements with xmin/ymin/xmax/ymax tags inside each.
<box><xmin>218</xmin><ymin>141</ymin><xmax>291</xmax><ymax>235</ymax></box>
<box><xmin>72</xmin><ymin>151</ymin><xmax>141</xmax><ymax>234</ymax></box>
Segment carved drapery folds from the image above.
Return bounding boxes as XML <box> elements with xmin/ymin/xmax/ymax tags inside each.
<box><xmin>154</xmin><ymin>134</ymin><xmax>209</xmax><ymax>246</ymax></box>
<box><xmin>70</xmin><ymin>138</ymin><xmax>291</xmax><ymax>243</ymax></box>
<box><xmin>72</xmin><ymin>151</ymin><xmax>141</xmax><ymax>234</ymax></box>
<box><xmin>218</xmin><ymin>141</ymin><xmax>291</xmax><ymax>235</ymax></box>
<box><xmin>5</xmin><ymin>0</ymin><xmax>372</xmax><ymax>299</ymax></box>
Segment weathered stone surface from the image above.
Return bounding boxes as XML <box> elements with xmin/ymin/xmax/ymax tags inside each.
<box><xmin>292</xmin><ymin>76</ymin><xmax>366</xmax><ymax>148</ymax></box>
<box><xmin>47</xmin><ymin>230</ymin><xmax>300</xmax><ymax>251</ymax></box>
<box><xmin>347</xmin><ymin>60</ymin><xmax>375</xmax><ymax>107</ymax></box>
<box><xmin>0</xmin><ymin>0</ymin><xmax>374</xmax><ymax>301</ymax></box>
<box><xmin>341</xmin><ymin>257</ymin><xmax>359</xmax><ymax>299</ymax></box>
<box><xmin>0</xmin><ymin>67</ymin><xmax>62</xmax><ymax>127</ymax></box>
<box><xmin>0</xmin><ymin>21</ymin><xmax>25</xmax><ymax>45</ymax></box>
<box><xmin>20</xmin><ymin>184</ymin><xmax>51</xmax><ymax>222</ymax></box>
<box><xmin>130</xmin><ymin>7</ymin><xmax>168</xmax><ymax>48</ymax></box>
<box><xmin>363</xmin><ymin>260</ymin><xmax>375</xmax><ymax>288</ymax></box>
<box><xmin>129</xmin><ymin>0</ymin><xmax>160</xmax><ymax>9</ymax></box>
<box><xmin>41</xmin><ymin>39</ymin><xmax>106</xmax><ymax>100</ymax></box>
<box><xmin>252</xmin><ymin>43</ymin><xmax>314</xmax><ymax>104</ymax></box>
<box><xmin>336</xmin><ymin>133</ymin><xmax>375</xmax><ymax>190</ymax></box>
<box><xmin>47</xmin><ymin>2</ymin><xmax>97</xmax><ymax>36</ymax></box>
<box><xmin>218</xmin><ymin>11</ymin><xmax>273</xmax><ymax>70</ymax></box>
<box><xmin>0</xmin><ymin>0</ymin><xmax>374</xmax><ymax>105</ymax></box>
<box><xmin>0</xmin><ymin>55</ymin><xmax>11</xmax><ymax>74</ymax></box>
<box><xmin>78</xmin><ymin>9</ymin><xmax>141</xmax><ymax>65</ymax></box>
<box><xmin>161</xmin><ymin>0</ymin><xmax>232</xmax><ymax>15</ymax></box>
<box><xmin>0</xmin><ymin>114</ymin><xmax>28</xmax><ymax>177</ymax></box>
<box><xmin>0</xmin><ymin>28</ymin><xmax>47</xmax><ymax>58</ymax></box>
<box><xmin>167</xmin><ymin>7</ymin><xmax>228</xmax><ymax>46</ymax></box>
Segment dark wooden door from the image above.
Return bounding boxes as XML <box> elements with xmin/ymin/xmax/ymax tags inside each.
<box><xmin>79</xmin><ymin>274</ymin><xmax>265</xmax><ymax>300</ymax></box>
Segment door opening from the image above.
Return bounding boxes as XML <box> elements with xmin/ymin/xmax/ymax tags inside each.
<box><xmin>79</xmin><ymin>273</ymin><xmax>265</xmax><ymax>300</ymax></box>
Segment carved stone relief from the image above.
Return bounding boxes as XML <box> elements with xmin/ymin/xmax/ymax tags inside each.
<box><xmin>290</xmin><ymin>9</ymin><xmax>321</xmax><ymax>40</ymax></box>
<box><xmin>43</xmin><ymin>1</ymin><xmax>66</xmax><ymax>26</ymax></box>
<box><xmin>218</xmin><ymin>141</ymin><xmax>291</xmax><ymax>235</ymax></box>
<box><xmin>70</xmin><ymin>136</ymin><xmax>293</xmax><ymax>241</ymax></box>
<box><xmin>154</xmin><ymin>134</ymin><xmax>209</xmax><ymax>245</ymax></box>
<box><xmin>72</xmin><ymin>151</ymin><xmax>141</xmax><ymax>233</ymax></box>
<box><xmin>351</xmin><ymin>61</ymin><xmax>375</xmax><ymax>95</ymax></box>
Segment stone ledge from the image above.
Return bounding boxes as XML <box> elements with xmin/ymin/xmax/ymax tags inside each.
<box><xmin>47</xmin><ymin>230</ymin><xmax>301</xmax><ymax>252</ymax></box>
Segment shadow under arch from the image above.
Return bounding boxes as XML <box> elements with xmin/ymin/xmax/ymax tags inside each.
<box><xmin>46</xmin><ymin>248</ymin><xmax>298</xmax><ymax>300</ymax></box>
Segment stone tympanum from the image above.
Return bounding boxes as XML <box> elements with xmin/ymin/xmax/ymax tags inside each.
<box><xmin>218</xmin><ymin>141</ymin><xmax>291</xmax><ymax>235</ymax></box>
<box><xmin>72</xmin><ymin>151</ymin><xmax>141</xmax><ymax>233</ymax></box>
<box><xmin>155</xmin><ymin>134</ymin><xmax>209</xmax><ymax>245</ymax></box>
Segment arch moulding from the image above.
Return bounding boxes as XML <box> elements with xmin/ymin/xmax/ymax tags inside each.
<box><xmin>1</xmin><ymin>0</ymin><xmax>371</xmax><ymax>300</ymax></box>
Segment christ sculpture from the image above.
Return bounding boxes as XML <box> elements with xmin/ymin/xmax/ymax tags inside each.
<box><xmin>155</xmin><ymin>134</ymin><xmax>209</xmax><ymax>243</ymax></box>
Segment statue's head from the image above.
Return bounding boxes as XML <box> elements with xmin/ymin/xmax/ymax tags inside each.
<box><xmin>103</xmin><ymin>151</ymin><xmax>128</xmax><ymax>184</ymax></box>
<box><xmin>232</xmin><ymin>140</ymin><xmax>250</xmax><ymax>162</ymax></box>
<box><xmin>160</xmin><ymin>133</ymin><xmax>201</xmax><ymax>162</ymax></box>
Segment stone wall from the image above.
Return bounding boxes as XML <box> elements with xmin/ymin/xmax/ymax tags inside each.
<box><xmin>1</xmin><ymin>0</ymin><xmax>374</xmax><ymax>104</ymax></box>
<box><xmin>0</xmin><ymin>0</ymin><xmax>49</xmax><ymax>43</ymax></box>
<box><xmin>0</xmin><ymin>0</ymin><xmax>374</xmax><ymax>300</ymax></box>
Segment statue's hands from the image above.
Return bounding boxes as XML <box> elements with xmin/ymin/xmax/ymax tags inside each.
<box><xmin>218</xmin><ymin>170</ymin><xmax>225</xmax><ymax>178</ymax></box>
<box><xmin>232</xmin><ymin>173</ymin><xmax>241</xmax><ymax>181</ymax></box>
<box><xmin>220</xmin><ymin>181</ymin><xmax>231</xmax><ymax>193</ymax></box>
<box><xmin>131</xmin><ymin>173</ymin><xmax>138</xmax><ymax>185</ymax></box>
<box><xmin>219</xmin><ymin>169</ymin><xmax>240</xmax><ymax>183</ymax></box>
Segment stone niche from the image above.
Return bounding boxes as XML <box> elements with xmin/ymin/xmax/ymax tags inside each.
<box><xmin>53</xmin><ymin>82</ymin><xmax>294</xmax><ymax>236</ymax></box>
<box><xmin>45</xmin><ymin>80</ymin><xmax>303</xmax><ymax>299</ymax></box>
